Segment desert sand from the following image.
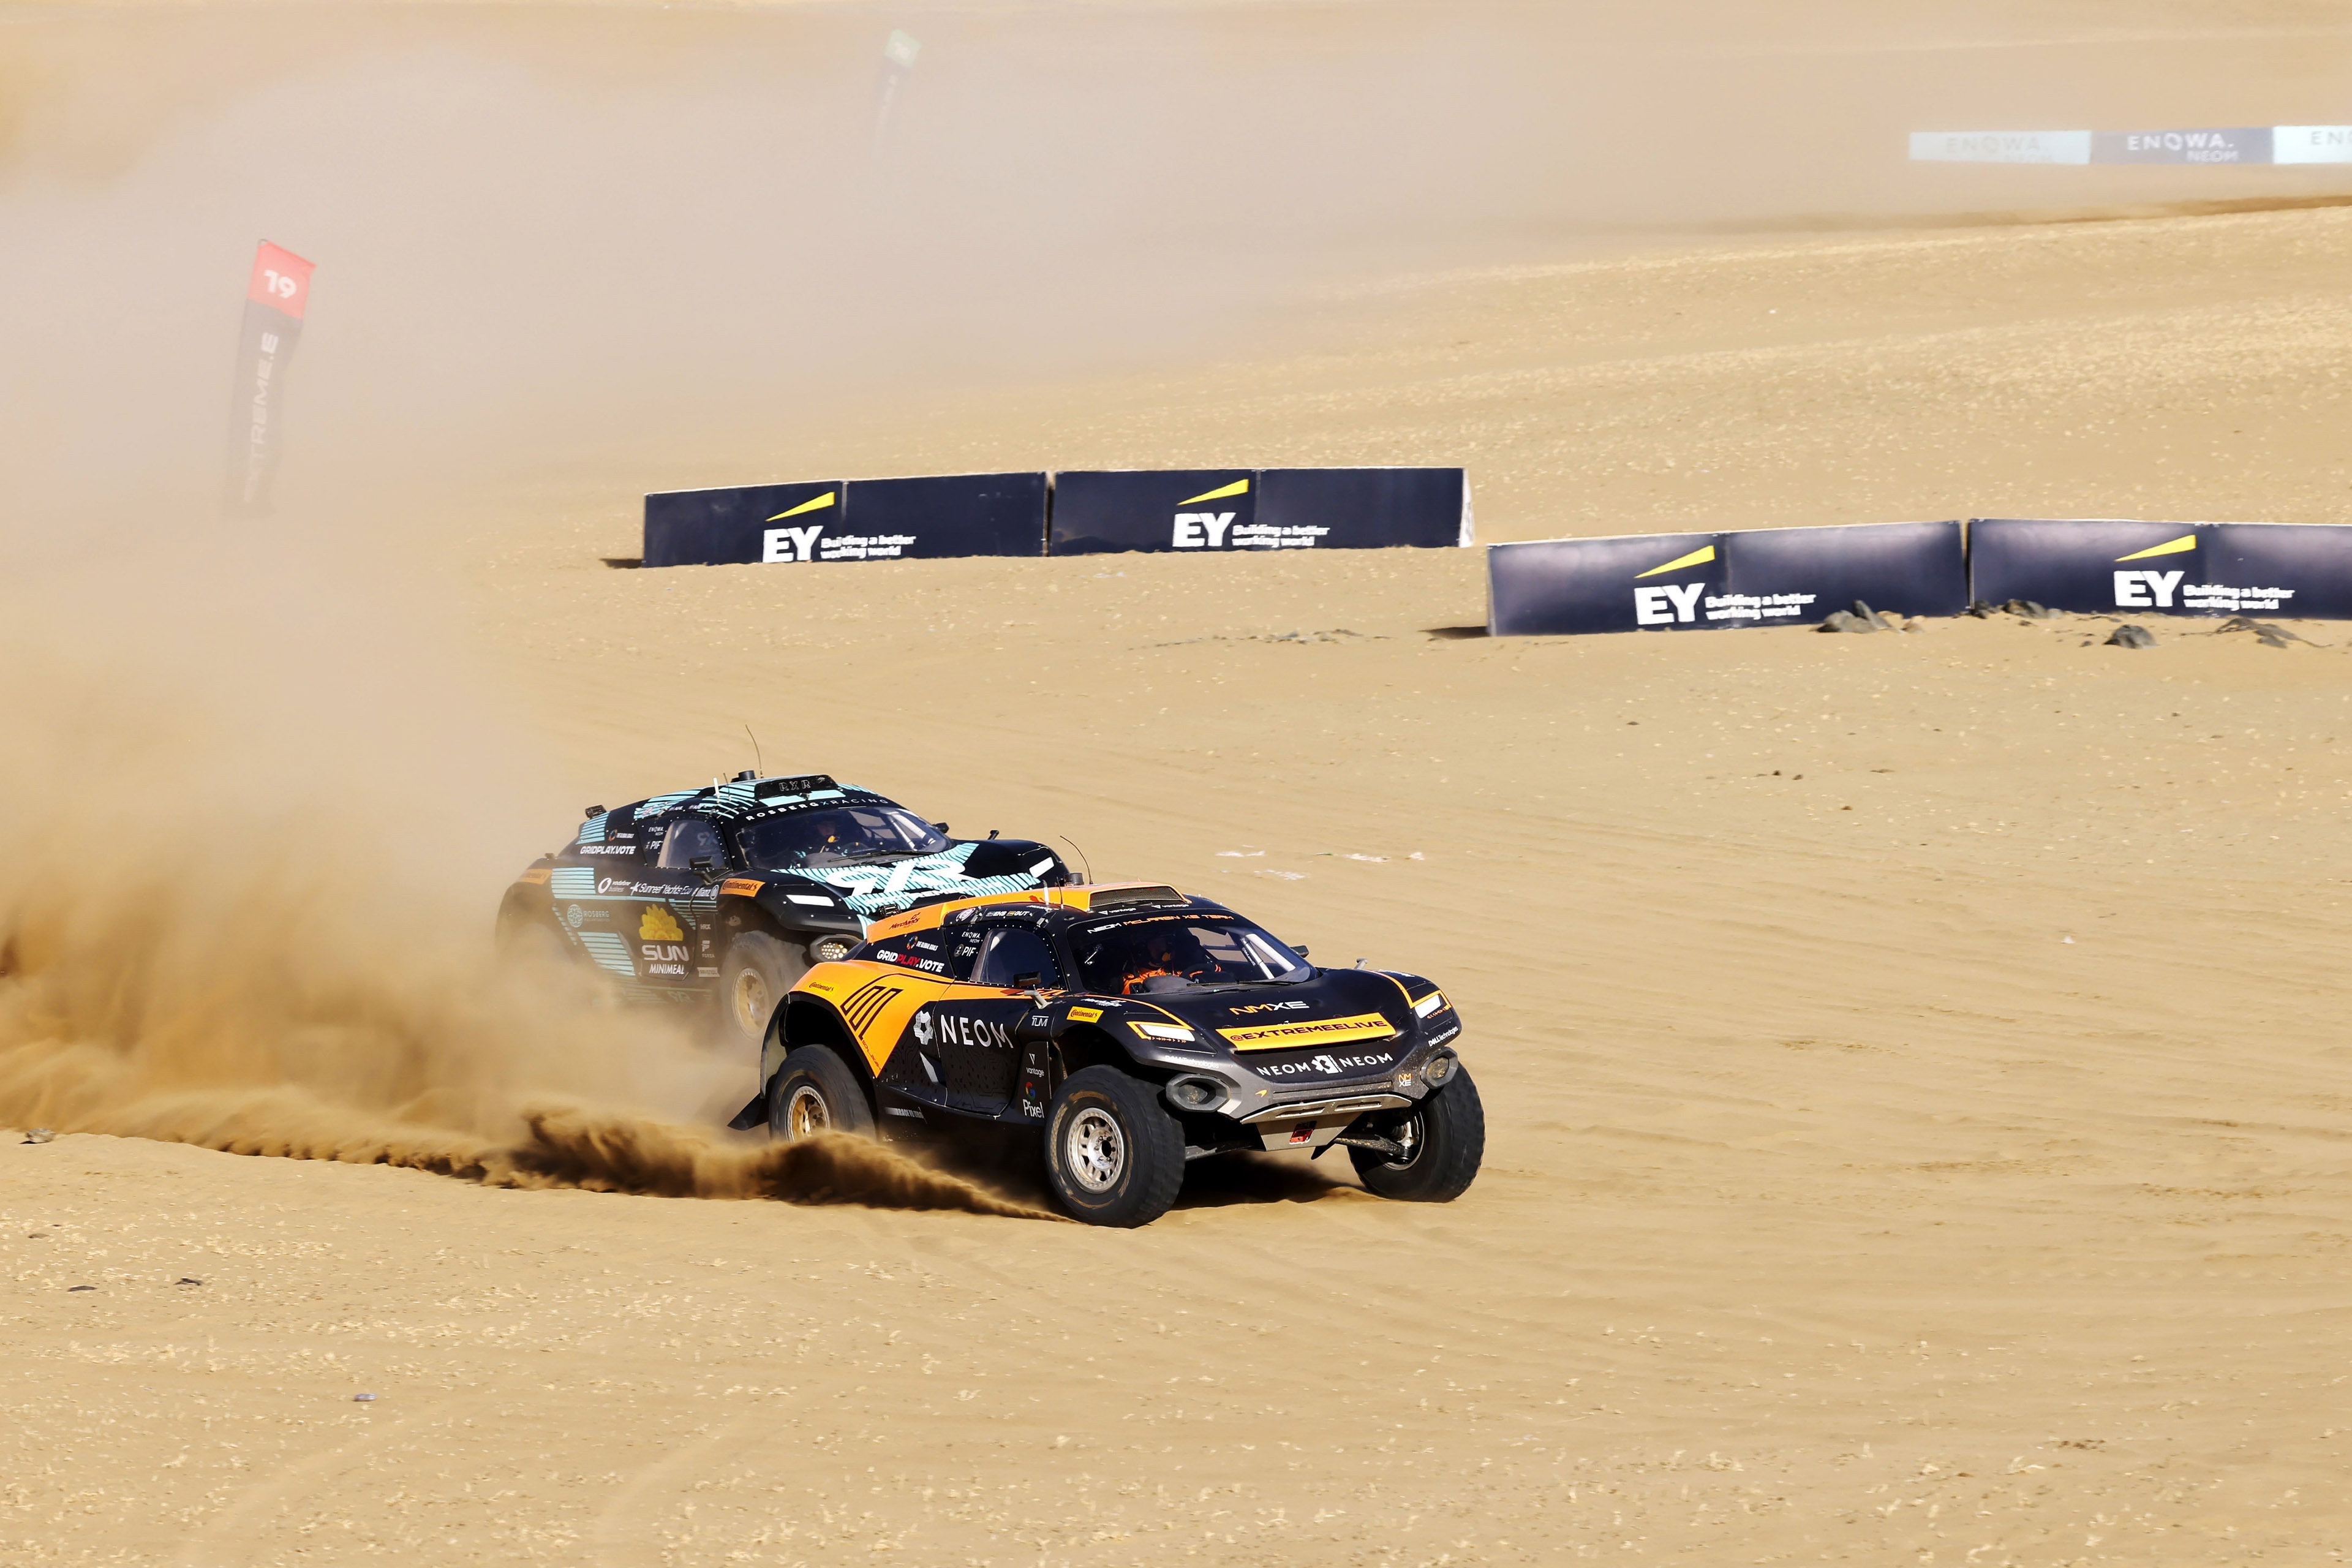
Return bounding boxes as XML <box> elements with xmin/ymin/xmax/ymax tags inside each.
<box><xmin>6</xmin><ymin>2</ymin><xmax>2352</xmax><ymax>1564</ymax></box>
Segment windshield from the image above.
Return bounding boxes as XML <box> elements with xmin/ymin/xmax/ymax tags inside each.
<box><xmin>736</xmin><ymin>806</ymin><xmax>948</xmax><ymax>870</ymax></box>
<box><xmin>1069</xmin><ymin>912</ymin><xmax>1309</xmax><ymax>995</ymax></box>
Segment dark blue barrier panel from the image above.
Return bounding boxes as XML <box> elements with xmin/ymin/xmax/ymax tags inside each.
<box><xmin>1487</xmin><ymin>531</ymin><xmax>1723</xmax><ymax>636</ymax></box>
<box><xmin>1488</xmin><ymin>521</ymin><xmax>1964</xmax><ymax>636</ymax></box>
<box><xmin>1047</xmin><ymin>467</ymin><xmax>1468</xmax><ymax>555</ymax></box>
<box><xmin>1049</xmin><ymin>470</ymin><xmax>1257</xmax><ymax>556</ymax></box>
<box><xmin>1254</xmin><ymin>469</ymin><xmax>1471</xmax><ymax>550</ymax></box>
<box><xmin>1971</xmin><ymin>518</ymin><xmax>2352</xmax><ymax>618</ymax></box>
<box><xmin>644</xmin><ymin>473</ymin><xmax>1047</xmax><ymax>567</ymax></box>
<box><xmin>840</xmin><ymin>472</ymin><xmax>1049</xmax><ymax>561</ymax></box>
<box><xmin>2094</xmin><ymin>127</ymin><xmax>2270</xmax><ymax>164</ymax></box>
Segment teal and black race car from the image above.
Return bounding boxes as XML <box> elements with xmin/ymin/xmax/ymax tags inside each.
<box><xmin>495</xmin><ymin>773</ymin><xmax>1069</xmax><ymax>1042</ymax></box>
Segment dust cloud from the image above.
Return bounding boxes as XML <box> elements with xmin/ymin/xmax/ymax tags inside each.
<box><xmin>0</xmin><ymin>540</ymin><xmax>1043</xmax><ymax>1219</ymax></box>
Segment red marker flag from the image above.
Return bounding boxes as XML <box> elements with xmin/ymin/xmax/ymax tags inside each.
<box><xmin>226</xmin><ymin>241</ymin><xmax>315</xmax><ymax>511</ymax></box>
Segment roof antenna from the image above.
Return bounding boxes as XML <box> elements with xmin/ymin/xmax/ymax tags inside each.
<box><xmin>1058</xmin><ymin>835</ymin><xmax>1093</xmax><ymax>884</ymax></box>
<box><xmin>744</xmin><ymin>723</ymin><xmax>763</xmax><ymax>778</ymax></box>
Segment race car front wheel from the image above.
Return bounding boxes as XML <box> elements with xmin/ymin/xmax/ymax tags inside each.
<box><xmin>1044</xmin><ymin>1067</ymin><xmax>1185</xmax><ymax>1228</ymax></box>
<box><xmin>766</xmin><ymin>1046</ymin><xmax>876</xmax><ymax>1142</ymax></box>
<box><xmin>721</xmin><ymin>932</ymin><xmax>805</xmax><ymax>1046</ymax></box>
<box><xmin>1348</xmin><ymin>1067</ymin><xmax>1485</xmax><ymax>1203</ymax></box>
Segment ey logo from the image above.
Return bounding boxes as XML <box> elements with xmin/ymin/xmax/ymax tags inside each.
<box><xmin>762</xmin><ymin>491</ymin><xmax>836</xmax><ymax>563</ymax></box>
<box><xmin>2113</xmin><ymin>535</ymin><xmax>2194</xmax><ymax>608</ymax></box>
<box><xmin>1170</xmin><ymin>478</ymin><xmax>1249</xmax><ymax>548</ymax></box>
<box><xmin>1632</xmin><ymin>544</ymin><xmax>1716</xmax><ymax>625</ymax></box>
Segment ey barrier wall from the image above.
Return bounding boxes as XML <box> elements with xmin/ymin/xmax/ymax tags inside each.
<box><xmin>643</xmin><ymin>467</ymin><xmax>1471</xmax><ymax>567</ymax></box>
<box><xmin>1968</xmin><ymin>519</ymin><xmax>2352</xmax><ymax>620</ymax></box>
<box><xmin>643</xmin><ymin>473</ymin><xmax>1049</xmax><ymax>567</ymax></box>
<box><xmin>1486</xmin><ymin>518</ymin><xmax>2352</xmax><ymax>637</ymax></box>
<box><xmin>1487</xmin><ymin>521</ymin><xmax>1966</xmax><ymax>637</ymax></box>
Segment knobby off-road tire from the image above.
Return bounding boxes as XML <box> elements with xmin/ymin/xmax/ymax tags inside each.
<box><xmin>1349</xmin><ymin>1068</ymin><xmax>1485</xmax><ymax>1202</ymax></box>
<box><xmin>1044</xmin><ymin>1066</ymin><xmax>1186</xmax><ymax>1227</ymax></box>
<box><xmin>721</xmin><ymin>931</ymin><xmax>806</xmax><ymax>1047</ymax></box>
<box><xmin>766</xmin><ymin>1046</ymin><xmax>876</xmax><ymax>1141</ymax></box>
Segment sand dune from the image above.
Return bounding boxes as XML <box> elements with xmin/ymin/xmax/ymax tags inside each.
<box><xmin>6</xmin><ymin>1</ymin><xmax>2352</xmax><ymax>1562</ymax></box>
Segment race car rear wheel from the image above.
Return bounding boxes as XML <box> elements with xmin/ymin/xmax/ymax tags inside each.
<box><xmin>721</xmin><ymin>932</ymin><xmax>805</xmax><ymax>1046</ymax></box>
<box><xmin>1348</xmin><ymin>1068</ymin><xmax>1485</xmax><ymax>1203</ymax></box>
<box><xmin>766</xmin><ymin>1046</ymin><xmax>876</xmax><ymax>1141</ymax></box>
<box><xmin>1044</xmin><ymin>1067</ymin><xmax>1185</xmax><ymax>1228</ymax></box>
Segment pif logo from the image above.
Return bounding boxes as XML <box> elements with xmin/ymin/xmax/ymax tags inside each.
<box><xmin>762</xmin><ymin>490</ymin><xmax>837</xmax><ymax>563</ymax></box>
<box><xmin>1632</xmin><ymin>543</ymin><xmax>1717</xmax><ymax>625</ymax></box>
<box><xmin>1170</xmin><ymin>478</ymin><xmax>1251</xmax><ymax>548</ymax></box>
<box><xmin>2113</xmin><ymin>534</ymin><xmax>2195</xmax><ymax>608</ymax></box>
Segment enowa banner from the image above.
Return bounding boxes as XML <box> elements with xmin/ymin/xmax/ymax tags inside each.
<box><xmin>643</xmin><ymin>473</ymin><xmax>1047</xmax><ymax>567</ymax></box>
<box><xmin>1968</xmin><ymin>519</ymin><xmax>2352</xmax><ymax>619</ymax></box>
<box><xmin>1912</xmin><ymin>125</ymin><xmax>2351</xmax><ymax>165</ymax></box>
<box><xmin>1487</xmin><ymin>520</ymin><xmax>1966</xmax><ymax>636</ymax></box>
<box><xmin>1047</xmin><ymin>467</ymin><xmax>1470</xmax><ymax>556</ymax></box>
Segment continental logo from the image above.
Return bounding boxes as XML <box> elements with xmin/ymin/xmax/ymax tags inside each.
<box><xmin>1220</xmin><ymin>1011</ymin><xmax>1397</xmax><ymax>1050</ymax></box>
<box><xmin>519</xmin><ymin>867</ymin><xmax>551</xmax><ymax>886</ymax></box>
<box><xmin>1067</xmin><ymin>1005</ymin><xmax>1103</xmax><ymax>1023</ymax></box>
<box><xmin>639</xmin><ymin>905</ymin><xmax>685</xmax><ymax>942</ymax></box>
<box><xmin>719</xmin><ymin>878</ymin><xmax>764</xmax><ymax>897</ymax></box>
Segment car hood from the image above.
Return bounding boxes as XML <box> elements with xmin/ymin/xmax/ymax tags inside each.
<box><xmin>1133</xmin><ymin>967</ymin><xmax>1414</xmax><ymax>1057</ymax></box>
<box><xmin>793</xmin><ymin>841</ymin><xmax>1049</xmax><ymax>926</ymax></box>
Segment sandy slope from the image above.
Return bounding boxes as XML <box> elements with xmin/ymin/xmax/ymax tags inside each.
<box><xmin>9</xmin><ymin>5</ymin><xmax>2352</xmax><ymax>1563</ymax></box>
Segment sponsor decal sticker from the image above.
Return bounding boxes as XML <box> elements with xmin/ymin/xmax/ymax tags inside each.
<box><xmin>639</xmin><ymin>906</ymin><xmax>686</xmax><ymax>942</ymax></box>
<box><xmin>1257</xmin><ymin>1048</ymin><xmax>1395</xmax><ymax>1079</ymax></box>
<box><xmin>1229</xmin><ymin>1000</ymin><xmax>1309</xmax><ymax>1014</ymax></box>
<box><xmin>1219</xmin><ymin>1011</ymin><xmax>1397</xmax><ymax>1050</ymax></box>
<box><xmin>720</xmin><ymin>878</ymin><xmax>764</xmax><ymax>897</ymax></box>
<box><xmin>1067</xmin><ymin>1006</ymin><xmax>1102</xmax><ymax>1023</ymax></box>
<box><xmin>519</xmin><ymin>867</ymin><xmax>551</xmax><ymax>886</ymax></box>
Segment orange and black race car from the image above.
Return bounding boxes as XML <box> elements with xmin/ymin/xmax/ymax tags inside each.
<box><xmin>730</xmin><ymin>881</ymin><xmax>1482</xmax><ymax>1226</ymax></box>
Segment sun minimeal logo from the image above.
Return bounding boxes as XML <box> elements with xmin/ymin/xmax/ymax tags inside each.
<box><xmin>639</xmin><ymin>906</ymin><xmax>685</xmax><ymax>942</ymax></box>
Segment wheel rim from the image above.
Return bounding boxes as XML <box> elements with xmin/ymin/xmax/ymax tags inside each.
<box><xmin>1065</xmin><ymin>1107</ymin><xmax>1126</xmax><ymax>1192</ymax></box>
<box><xmin>731</xmin><ymin>970</ymin><xmax>771</xmax><ymax>1036</ymax></box>
<box><xmin>785</xmin><ymin>1083</ymin><xmax>831</xmax><ymax>1139</ymax></box>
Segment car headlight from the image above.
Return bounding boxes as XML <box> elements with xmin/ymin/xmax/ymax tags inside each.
<box><xmin>1130</xmin><ymin>1022</ymin><xmax>1197</xmax><ymax>1043</ymax></box>
<box><xmin>1164</xmin><ymin>1076</ymin><xmax>1224</xmax><ymax>1110</ymax></box>
<box><xmin>1423</xmin><ymin>1050</ymin><xmax>1458</xmax><ymax>1085</ymax></box>
<box><xmin>808</xmin><ymin>935</ymin><xmax>858</xmax><ymax>963</ymax></box>
<box><xmin>1412</xmin><ymin>990</ymin><xmax>1449</xmax><ymax>1018</ymax></box>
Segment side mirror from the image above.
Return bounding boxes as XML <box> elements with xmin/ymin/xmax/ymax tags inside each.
<box><xmin>690</xmin><ymin>856</ymin><xmax>722</xmax><ymax>886</ymax></box>
<box><xmin>1291</xmin><ymin>944</ymin><xmax>1311</xmax><ymax>957</ymax></box>
<box><xmin>933</xmin><ymin>822</ymin><xmax>949</xmax><ymax>834</ymax></box>
<box><xmin>582</xmin><ymin>804</ymin><xmax>606</xmax><ymax>820</ymax></box>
